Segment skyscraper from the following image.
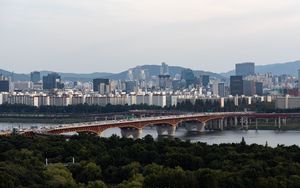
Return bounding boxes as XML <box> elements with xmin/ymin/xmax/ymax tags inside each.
<box><xmin>218</xmin><ymin>83</ymin><xmax>225</xmax><ymax>97</ymax></box>
<box><xmin>0</xmin><ymin>75</ymin><xmax>9</xmax><ymax>92</ymax></box>
<box><xmin>230</xmin><ymin>76</ymin><xmax>243</xmax><ymax>96</ymax></box>
<box><xmin>125</xmin><ymin>81</ymin><xmax>137</xmax><ymax>93</ymax></box>
<box><xmin>235</xmin><ymin>62</ymin><xmax>255</xmax><ymax>77</ymax></box>
<box><xmin>30</xmin><ymin>71</ymin><xmax>40</xmax><ymax>83</ymax></box>
<box><xmin>160</xmin><ymin>62</ymin><xmax>169</xmax><ymax>75</ymax></box>
<box><xmin>243</xmin><ymin>80</ymin><xmax>256</xmax><ymax>96</ymax></box>
<box><xmin>181</xmin><ymin>69</ymin><xmax>195</xmax><ymax>88</ymax></box>
<box><xmin>255</xmin><ymin>82</ymin><xmax>263</xmax><ymax>96</ymax></box>
<box><xmin>93</xmin><ymin>78</ymin><xmax>110</xmax><ymax>94</ymax></box>
<box><xmin>159</xmin><ymin>75</ymin><xmax>172</xmax><ymax>90</ymax></box>
<box><xmin>201</xmin><ymin>75</ymin><xmax>210</xmax><ymax>87</ymax></box>
<box><xmin>43</xmin><ymin>73</ymin><xmax>64</xmax><ymax>90</ymax></box>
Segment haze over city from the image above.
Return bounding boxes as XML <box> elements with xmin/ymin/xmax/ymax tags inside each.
<box><xmin>1</xmin><ymin>0</ymin><xmax>300</xmax><ymax>73</ymax></box>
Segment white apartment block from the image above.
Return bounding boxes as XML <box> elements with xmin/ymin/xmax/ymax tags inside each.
<box><xmin>49</xmin><ymin>96</ymin><xmax>71</xmax><ymax>106</ymax></box>
<box><xmin>275</xmin><ymin>96</ymin><xmax>300</xmax><ymax>109</ymax></box>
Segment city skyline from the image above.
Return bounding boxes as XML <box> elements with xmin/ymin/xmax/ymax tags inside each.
<box><xmin>1</xmin><ymin>0</ymin><xmax>300</xmax><ymax>73</ymax></box>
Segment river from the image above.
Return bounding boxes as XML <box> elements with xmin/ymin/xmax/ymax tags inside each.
<box><xmin>1</xmin><ymin>123</ymin><xmax>300</xmax><ymax>147</ymax></box>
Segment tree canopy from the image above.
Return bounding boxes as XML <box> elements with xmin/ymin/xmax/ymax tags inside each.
<box><xmin>1</xmin><ymin>134</ymin><xmax>300</xmax><ymax>187</ymax></box>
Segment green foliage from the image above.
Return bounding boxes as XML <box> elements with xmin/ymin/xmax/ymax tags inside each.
<box><xmin>1</xmin><ymin>135</ymin><xmax>300</xmax><ymax>187</ymax></box>
<box><xmin>44</xmin><ymin>163</ymin><xmax>76</xmax><ymax>188</ymax></box>
<box><xmin>86</xmin><ymin>180</ymin><xmax>107</xmax><ymax>188</ymax></box>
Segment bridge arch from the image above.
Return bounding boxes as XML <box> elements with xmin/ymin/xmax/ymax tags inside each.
<box><xmin>176</xmin><ymin>119</ymin><xmax>204</xmax><ymax>126</ymax></box>
<box><xmin>143</xmin><ymin>122</ymin><xmax>176</xmax><ymax>128</ymax></box>
<box><xmin>76</xmin><ymin>130</ymin><xmax>100</xmax><ymax>136</ymax></box>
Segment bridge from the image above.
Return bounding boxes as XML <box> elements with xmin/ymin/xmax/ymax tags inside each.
<box><xmin>20</xmin><ymin>112</ymin><xmax>300</xmax><ymax>139</ymax></box>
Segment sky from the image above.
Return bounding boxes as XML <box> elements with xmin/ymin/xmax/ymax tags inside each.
<box><xmin>1</xmin><ymin>0</ymin><xmax>300</xmax><ymax>74</ymax></box>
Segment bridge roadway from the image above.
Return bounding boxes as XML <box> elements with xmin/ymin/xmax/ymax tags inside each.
<box><xmin>20</xmin><ymin>112</ymin><xmax>300</xmax><ymax>138</ymax></box>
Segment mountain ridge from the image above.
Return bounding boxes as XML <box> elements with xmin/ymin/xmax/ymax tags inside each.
<box><xmin>2</xmin><ymin>60</ymin><xmax>300</xmax><ymax>81</ymax></box>
<box><xmin>0</xmin><ymin>65</ymin><xmax>224</xmax><ymax>81</ymax></box>
<box><xmin>220</xmin><ymin>60</ymin><xmax>300</xmax><ymax>77</ymax></box>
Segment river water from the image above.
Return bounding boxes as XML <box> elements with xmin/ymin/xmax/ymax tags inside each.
<box><xmin>1</xmin><ymin>123</ymin><xmax>300</xmax><ymax>147</ymax></box>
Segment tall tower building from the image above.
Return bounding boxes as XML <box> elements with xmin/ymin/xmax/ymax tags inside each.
<box><xmin>230</xmin><ymin>76</ymin><xmax>243</xmax><ymax>96</ymax></box>
<box><xmin>243</xmin><ymin>80</ymin><xmax>256</xmax><ymax>96</ymax></box>
<box><xmin>160</xmin><ymin>62</ymin><xmax>169</xmax><ymax>75</ymax></box>
<box><xmin>93</xmin><ymin>78</ymin><xmax>110</xmax><ymax>94</ymax></box>
<box><xmin>201</xmin><ymin>75</ymin><xmax>210</xmax><ymax>87</ymax></box>
<box><xmin>30</xmin><ymin>71</ymin><xmax>41</xmax><ymax>83</ymax></box>
<box><xmin>218</xmin><ymin>83</ymin><xmax>225</xmax><ymax>97</ymax></box>
<box><xmin>0</xmin><ymin>75</ymin><xmax>9</xmax><ymax>92</ymax></box>
<box><xmin>235</xmin><ymin>62</ymin><xmax>255</xmax><ymax>77</ymax></box>
<box><xmin>181</xmin><ymin>69</ymin><xmax>195</xmax><ymax>88</ymax></box>
<box><xmin>42</xmin><ymin>73</ymin><xmax>64</xmax><ymax>90</ymax></box>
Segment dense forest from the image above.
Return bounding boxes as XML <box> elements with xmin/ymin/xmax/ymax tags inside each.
<box><xmin>0</xmin><ymin>99</ymin><xmax>279</xmax><ymax>114</ymax></box>
<box><xmin>1</xmin><ymin>134</ymin><xmax>300</xmax><ymax>188</ymax></box>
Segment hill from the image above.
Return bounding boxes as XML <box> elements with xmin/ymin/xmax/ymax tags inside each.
<box><xmin>106</xmin><ymin>65</ymin><xmax>225</xmax><ymax>80</ymax></box>
<box><xmin>221</xmin><ymin>60</ymin><xmax>300</xmax><ymax>77</ymax></box>
<box><xmin>0</xmin><ymin>65</ymin><xmax>225</xmax><ymax>81</ymax></box>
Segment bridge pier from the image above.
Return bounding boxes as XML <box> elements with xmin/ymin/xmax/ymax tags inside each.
<box><xmin>255</xmin><ymin>118</ymin><xmax>258</xmax><ymax>130</ymax></box>
<box><xmin>240</xmin><ymin>117</ymin><xmax>244</xmax><ymax>128</ymax></box>
<box><xmin>234</xmin><ymin>116</ymin><xmax>238</xmax><ymax>126</ymax></box>
<box><xmin>244</xmin><ymin>117</ymin><xmax>248</xmax><ymax>130</ymax></box>
<box><xmin>218</xmin><ymin>119</ymin><xmax>224</xmax><ymax>130</ymax></box>
<box><xmin>240</xmin><ymin>117</ymin><xmax>248</xmax><ymax>130</ymax></box>
<box><xmin>120</xmin><ymin>128</ymin><xmax>142</xmax><ymax>139</ymax></box>
<box><xmin>224</xmin><ymin>118</ymin><xmax>228</xmax><ymax>128</ymax></box>
<box><xmin>168</xmin><ymin>126</ymin><xmax>176</xmax><ymax>136</ymax></box>
<box><xmin>283</xmin><ymin>118</ymin><xmax>287</xmax><ymax>126</ymax></box>
<box><xmin>278</xmin><ymin>117</ymin><xmax>281</xmax><ymax>129</ymax></box>
<box><xmin>197</xmin><ymin>122</ymin><xmax>206</xmax><ymax>132</ymax></box>
<box><xmin>156</xmin><ymin>125</ymin><xmax>176</xmax><ymax>136</ymax></box>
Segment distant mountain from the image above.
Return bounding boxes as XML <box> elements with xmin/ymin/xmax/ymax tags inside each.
<box><xmin>39</xmin><ymin>71</ymin><xmax>113</xmax><ymax>82</ymax></box>
<box><xmin>0</xmin><ymin>70</ymin><xmax>113</xmax><ymax>82</ymax></box>
<box><xmin>0</xmin><ymin>69</ymin><xmax>29</xmax><ymax>81</ymax></box>
<box><xmin>255</xmin><ymin>60</ymin><xmax>300</xmax><ymax>76</ymax></box>
<box><xmin>221</xmin><ymin>60</ymin><xmax>300</xmax><ymax>77</ymax></box>
<box><xmin>106</xmin><ymin>65</ymin><xmax>225</xmax><ymax>80</ymax></box>
<box><xmin>0</xmin><ymin>65</ymin><xmax>225</xmax><ymax>82</ymax></box>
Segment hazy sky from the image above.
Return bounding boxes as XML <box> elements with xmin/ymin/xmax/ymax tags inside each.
<box><xmin>1</xmin><ymin>0</ymin><xmax>300</xmax><ymax>73</ymax></box>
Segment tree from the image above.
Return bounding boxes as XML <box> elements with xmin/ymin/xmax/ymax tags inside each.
<box><xmin>44</xmin><ymin>164</ymin><xmax>77</xmax><ymax>188</ymax></box>
<box><xmin>87</xmin><ymin>180</ymin><xmax>107</xmax><ymax>188</ymax></box>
